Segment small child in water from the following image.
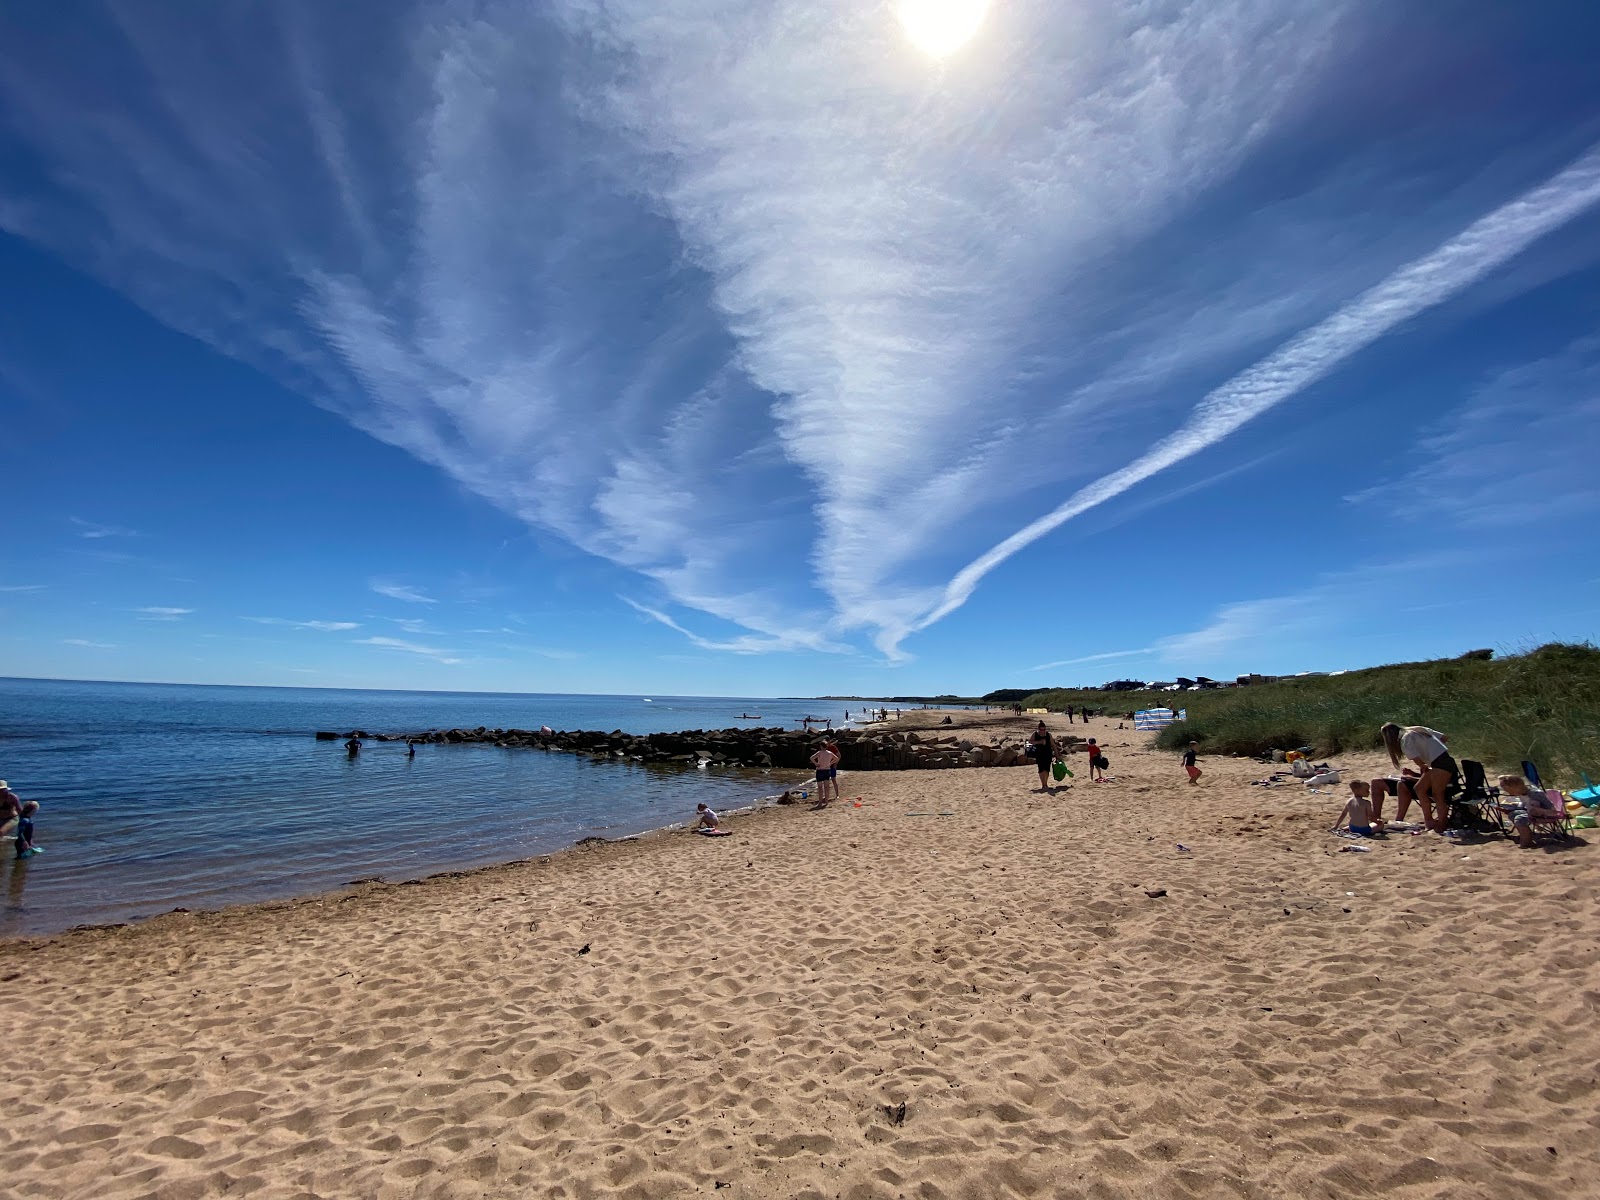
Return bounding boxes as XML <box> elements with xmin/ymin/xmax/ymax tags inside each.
<box><xmin>1333</xmin><ymin>781</ymin><xmax>1377</xmax><ymax>837</ymax></box>
<box><xmin>14</xmin><ymin>800</ymin><xmax>41</xmax><ymax>858</ymax></box>
<box><xmin>1499</xmin><ymin>774</ymin><xmax>1560</xmax><ymax>849</ymax></box>
<box><xmin>1181</xmin><ymin>741</ymin><xmax>1201</xmax><ymax>785</ymax></box>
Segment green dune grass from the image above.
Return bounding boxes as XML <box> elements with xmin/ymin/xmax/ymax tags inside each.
<box><xmin>1019</xmin><ymin>643</ymin><xmax>1600</xmax><ymax>786</ymax></box>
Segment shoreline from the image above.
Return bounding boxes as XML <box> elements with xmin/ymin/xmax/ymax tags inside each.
<box><xmin>3</xmin><ymin>708</ymin><xmax>1595</xmax><ymax>1197</ymax></box>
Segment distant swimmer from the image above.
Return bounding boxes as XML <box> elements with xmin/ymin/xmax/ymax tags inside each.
<box><xmin>344</xmin><ymin>737</ymin><xmax>362</xmax><ymax>755</ymax></box>
<box><xmin>406</xmin><ymin>739</ymin><xmax>416</xmax><ymax>759</ymax></box>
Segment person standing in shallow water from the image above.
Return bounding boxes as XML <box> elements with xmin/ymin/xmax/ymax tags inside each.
<box><xmin>1031</xmin><ymin>721</ymin><xmax>1054</xmax><ymax>792</ymax></box>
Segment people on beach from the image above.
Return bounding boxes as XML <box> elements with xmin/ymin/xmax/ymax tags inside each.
<box><xmin>1182</xmin><ymin>741</ymin><xmax>1202</xmax><ymax>785</ymax></box>
<box><xmin>1498</xmin><ymin>774</ymin><xmax>1561</xmax><ymax>849</ymax></box>
<box><xmin>1334</xmin><ymin>781</ymin><xmax>1377</xmax><ymax>837</ymax></box>
<box><xmin>694</xmin><ymin>803</ymin><xmax>721</xmax><ymax>832</ymax></box>
<box><xmin>13</xmin><ymin>800</ymin><xmax>41</xmax><ymax>859</ymax></box>
<box><xmin>1381</xmin><ymin>723</ymin><xmax>1457</xmax><ymax>831</ymax></box>
<box><xmin>824</xmin><ymin>736</ymin><xmax>841</xmax><ymax>799</ymax></box>
<box><xmin>1030</xmin><ymin>721</ymin><xmax>1054</xmax><ymax>792</ymax></box>
<box><xmin>810</xmin><ymin>741</ymin><xmax>839</xmax><ymax>805</ymax></box>
<box><xmin>1065</xmin><ymin>705</ymin><xmax>1075</xmax><ymax>724</ymax></box>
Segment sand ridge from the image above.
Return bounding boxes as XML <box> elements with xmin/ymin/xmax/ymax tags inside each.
<box><xmin>2</xmin><ymin>713</ymin><xmax>1597</xmax><ymax>1199</ymax></box>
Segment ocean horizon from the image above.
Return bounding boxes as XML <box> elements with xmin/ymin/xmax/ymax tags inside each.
<box><xmin>0</xmin><ymin>678</ymin><xmax>900</xmax><ymax>936</ymax></box>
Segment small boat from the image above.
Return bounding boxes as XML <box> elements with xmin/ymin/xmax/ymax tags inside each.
<box><xmin>736</xmin><ymin>714</ymin><xmax>761</xmax><ymax>719</ymax></box>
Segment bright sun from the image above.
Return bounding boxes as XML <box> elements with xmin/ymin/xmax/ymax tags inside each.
<box><xmin>896</xmin><ymin>0</ymin><xmax>991</xmax><ymax>59</ymax></box>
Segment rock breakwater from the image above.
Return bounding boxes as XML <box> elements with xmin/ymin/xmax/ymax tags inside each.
<box><xmin>316</xmin><ymin>725</ymin><xmax>1080</xmax><ymax>772</ymax></box>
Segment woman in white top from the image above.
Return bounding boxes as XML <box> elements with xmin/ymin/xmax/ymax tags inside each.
<box><xmin>1380</xmin><ymin>722</ymin><xmax>1458</xmax><ymax>832</ymax></box>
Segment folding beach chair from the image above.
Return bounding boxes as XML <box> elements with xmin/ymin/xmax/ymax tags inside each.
<box><xmin>1452</xmin><ymin>760</ymin><xmax>1503</xmax><ymax>835</ymax></box>
<box><xmin>1520</xmin><ymin>759</ymin><xmax>1574</xmax><ymax>841</ymax></box>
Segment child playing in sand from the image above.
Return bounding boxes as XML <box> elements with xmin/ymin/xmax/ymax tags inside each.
<box><xmin>1333</xmin><ymin>781</ymin><xmax>1377</xmax><ymax>837</ymax></box>
<box><xmin>14</xmin><ymin>800</ymin><xmax>41</xmax><ymax>858</ymax></box>
<box><xmin>1084</xmin><ymin>738</ymin><xmax>1107</xmax><ymax>782</ymax></box>
<box><xmin>1181</xmin><ymin>741</ymin><xmax>1202</xmax><ymax>785</ymax></box>
<box><xmin>694</xmin><ymin>803</ymin><xmax>721</xmax><ymax>832</ymax></box>
<box><xmin>1498</xmin><ymin>774</ymin><xmax>1560</xmax><ymax>849</ymax></box>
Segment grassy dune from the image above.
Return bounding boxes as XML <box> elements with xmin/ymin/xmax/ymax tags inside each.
<box><xmin>1023</xmin><ymin>643</ymin><xmax>1600</xmax><ymax>786</ymax></box>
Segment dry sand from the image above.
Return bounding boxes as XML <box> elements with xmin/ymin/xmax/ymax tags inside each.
<box><xmin>2</xmin><ymin>711</ymin><xmax>1597</xmax><ymax>1199</ymax></box>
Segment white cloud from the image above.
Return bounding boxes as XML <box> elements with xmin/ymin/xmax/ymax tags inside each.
<box><xmin>353</xmin><ymin>634</ymin><xmax>462</xmax><ymax>664</ymax></box>
<box><xmin>4</xmin><ymin>5</ymin><xmax>1596</xmax><ymax>665</ymax></box>
<box><xmin>369</xmin><ymin>580</ymin><xmax>436</xmax><ymax>605</ymax></box>
<box><xmin>905</xmin><ymin>140</ymin><xmax>1600</xmax><ymax>652</ymax></box>
<box><xmin>1029</xmin><ymin>647</ymin><xmax>1156</xmax><ymax>673</ymax></box>
<box><xmin>71</xmin><ymin>517</ymin><xmax>140</xmax><ymax>539</ymax></box>
<box><xmin>134</xmin><ymin>606</ymin><xmax>193</xmax><ymax>620</ymax></box>
<box><xmin>1372</xmin><ymin>336</ymin><xmax>1600</xmax><ymax>528</ymax></box>
<box><xmin>63</xmin><ymin>638</ymin><xmax>117</xmax><ymax>648</ymax></box>
<box><xmin>621</xmin><ymin>597</ymin><xmax>833</xmax><ymax>655</ymax></box>
<box><xmin>244</xmin><ymin>616</ymin><xmax>361</xmax><ymax>631</ymax></box>
<box><xmin>0</xmin><ymin>584</ymin><xmax>45</xmax><ymax>592</ymax></box>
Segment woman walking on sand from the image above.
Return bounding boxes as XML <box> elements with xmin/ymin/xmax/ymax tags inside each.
<box><xmin>1031</xmin><ymin>721</ymin><xmax>1054</xmax><ymax>793</ymax></box>
<box><xmin>1380</xmin><ymin>722</ymin><xmax>1457</xmax><ymax>831</ymax></box>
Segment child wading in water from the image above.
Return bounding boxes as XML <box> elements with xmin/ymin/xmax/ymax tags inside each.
<box><xmin>1181</xmin><ymin>741</ymin><xmax>1201</xmax><ymax>785</ymax></box>
<box><xmin>14</xmin><ymin>800</ymin><xmax>41</xmax><ymax>858</ymax></box>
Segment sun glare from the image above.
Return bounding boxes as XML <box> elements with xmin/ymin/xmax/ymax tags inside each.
<box><xmin>896</xmin><ymin>0</ymin><xmax>991</xmax><ymax>59</ymax></box>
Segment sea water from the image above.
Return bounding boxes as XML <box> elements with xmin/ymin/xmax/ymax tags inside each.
<box><xmin>0</xmin><ymin>679</ymin><xmax>880</xmax><ymax>936</ymax></box>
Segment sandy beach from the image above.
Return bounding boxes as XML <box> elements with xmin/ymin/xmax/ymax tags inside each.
<box><xmin>2</xmin><ymin>710</ymin><xmax>1596</xmax><ymax>1199</ymax></box>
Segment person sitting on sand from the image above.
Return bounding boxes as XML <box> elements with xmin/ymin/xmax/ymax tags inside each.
<box><xmin>1334</xmin><ymin>781</ymin><xmax>1377</xmax><ymax>837</ymax></box>
<box><xmin>810</xmin><ymin>742</ymin><xmax>839</xmax><ymax>805</ymax></box>
<box><xmin>694</xmin><ymin>803</ymin><xmax>721</xmax><ymax>832</ymax></box>
<box><xmin>13</xmin><ymin>800</ymin><xmax>41</xmax><ymax>859</ymax></box>
<box><xmin>1181</xmin><ymin>741</ymin><xmax>1202</xmax><ymax>786</ymax></box>
<box><xmin>1030</xmin><ymin>722</ymin><xmax>1054</xmax><ymax>792</ymax></box>
<box><xmin>1498</xmin><ymin>775</ymin><xmax>1560</xmax><ymax>849</ymax></box>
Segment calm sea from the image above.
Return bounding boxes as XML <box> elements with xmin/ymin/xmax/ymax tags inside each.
<box><xmin>0</xmin><ymin>679</ymin><xmax>883</xmax><ymax>937</ymax></box>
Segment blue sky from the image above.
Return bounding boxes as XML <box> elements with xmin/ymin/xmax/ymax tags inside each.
<box><xmin>1</xmin><ymin>0</ymin><xmax>1598</xmax><ymax>697</ymax></box>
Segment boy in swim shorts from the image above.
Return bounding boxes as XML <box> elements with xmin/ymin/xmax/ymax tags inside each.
<box><xmin>1333</xmin><ymin>781</ymin><xmax>1377</xmax><ymax>837</ymax></box>
<box><xmin>809</xmin><ymin>743</ymin><xmax>839</xmax><ymax>805</ymax></box>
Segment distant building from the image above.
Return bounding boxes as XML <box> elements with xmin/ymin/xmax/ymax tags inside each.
<box><xmin>1235</xmin><ymin>673</ymin><xmax>1281</xmax><ymax>686</ymax></box>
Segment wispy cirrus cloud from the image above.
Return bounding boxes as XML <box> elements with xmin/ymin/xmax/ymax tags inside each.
<box><xmin>70</xmin><ymin>517</ymin><xmax>141</xmax><ymax>539</ymax></box>
<box><xmin>1357</xmin><ymin>335</ymin><xmax>1600</xmax><ymax>528</ymax></box>
<box><xmin>63</xmin><ymin>638</ymin><xmax>116</xmax><ymax>648</ymax></box>
<box><xmin>0</xmin><ymin>584</ymin><xmax>46</xmax><ymax>593</ymax></box>
<box><xmin>3</xmin><ymin>3</ymin><xmax>1596</xmax><ymax>666</ymax></box>
<box><xmin>1029</xmin><ymin>648</ymin><xmax>1156</xmax><ymax>673</ymax></box>
<box><xmin>243</xmin><ymin>616</ymin><xmax>361</xmax><ymax>632</ymax></box>
<box><xmin>369</xmin><ymin>580</ymin><xmax>435</xmax><ymax>605</ymax></box>
<box><xmin>353</xmin><ymin>634</ymin><xmax>461</xmax><ymax>665</ymax></box>
<box><xmin>906</xmin><ymin>141</ymin><xmax>1600</xmax><ymax>652</ymax></box>
<box><xmin>134</xmin><ymin>606</ymin><xmax>193</xmax><ymax>620</ymax></box>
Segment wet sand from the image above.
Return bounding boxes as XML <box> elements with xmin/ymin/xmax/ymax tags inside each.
<box><xmin>2</xmin><ymin>711</ymin><xmax>1596</xmax><ymax>1198</ymax></box>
